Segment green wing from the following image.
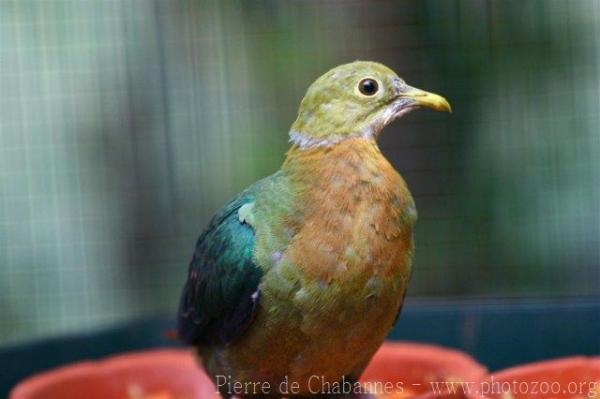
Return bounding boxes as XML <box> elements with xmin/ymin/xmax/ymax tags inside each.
<box><xmin>177</xmin><ymin>190</ymin><xmax>262</xmax><ymax>345</ymax></box>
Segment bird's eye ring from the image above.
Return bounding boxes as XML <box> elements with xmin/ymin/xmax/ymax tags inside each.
<box><xmin>358</xmin><ymin>78</ymin><xmax>379</xmax><ymax>96</ymax></box>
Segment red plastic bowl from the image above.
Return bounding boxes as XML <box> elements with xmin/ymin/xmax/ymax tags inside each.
<box><xmin>10</xmin><ymin>350</ymin><xmax>218</xmax><ymax>399</ymax></box>
<box><xmin>361</xmin><ymin>342</ymin><xmax>487</xmax><ymax>398</ymax></box>
<box><xmin>481</xmin><ymin>357</ymin><xmax>600</xmax><ymax>399</ymax></box>
<box><xmin>11</xmin><ymin>342</ymin><xmax>487</xmax><ymax>399</ymax></box>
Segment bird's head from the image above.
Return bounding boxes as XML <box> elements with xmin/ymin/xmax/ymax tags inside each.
<box><xmin>289</xmin><ymin>61</ymin><xmax>451</xmax><ymax>148</ymax></box>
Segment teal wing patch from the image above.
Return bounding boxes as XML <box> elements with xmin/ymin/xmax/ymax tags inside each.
<box><xmin>178</xmin><ymin>191</ymin><xmax>262</xmax><ymax>345</ymax></box>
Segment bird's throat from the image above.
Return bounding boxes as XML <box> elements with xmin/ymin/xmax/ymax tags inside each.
<box><xmin>282</xmin><ymin>137</ymin><xmax>388</xmax><ymax>190</ymax></box>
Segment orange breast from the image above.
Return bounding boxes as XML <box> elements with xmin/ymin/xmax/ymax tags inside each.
<box><xmin>282</xmin><ymin>138</ymin><xmax>416</xmax><ymax>283</ymax></box>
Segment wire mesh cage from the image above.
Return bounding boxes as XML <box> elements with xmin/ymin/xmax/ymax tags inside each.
<box><xmin>0</xmin><ymin>0</ymin><xmax>599</xmax><ymax>346</ymax></box>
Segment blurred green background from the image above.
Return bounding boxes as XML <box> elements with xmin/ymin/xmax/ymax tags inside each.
<box><xmin>0</xmin><ymin>0</ymin><xmax>599</xmax><ymax>346</ymax></box>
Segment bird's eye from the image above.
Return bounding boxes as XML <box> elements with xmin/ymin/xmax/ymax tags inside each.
<box><xmin>358</xmin><ymin>78</ymin><xmax>379</xmax><ymax>96</ymax></box>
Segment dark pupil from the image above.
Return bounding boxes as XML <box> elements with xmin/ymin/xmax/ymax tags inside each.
<box><xmin>359</xmin><ymin>79</ymin><xmax>378</xmax><ymax>95</ymax></box>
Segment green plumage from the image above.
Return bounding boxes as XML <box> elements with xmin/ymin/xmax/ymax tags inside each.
<box><xmin>178</xmin><ymin>187</ymin><xmax>262</xmax><ymax>345</ymax></box>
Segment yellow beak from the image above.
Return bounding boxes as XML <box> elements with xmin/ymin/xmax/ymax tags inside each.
<box><xmin>400</xmin><ymin>87</ymin><xmax>452</xmax><ymax>113</ymax></box>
